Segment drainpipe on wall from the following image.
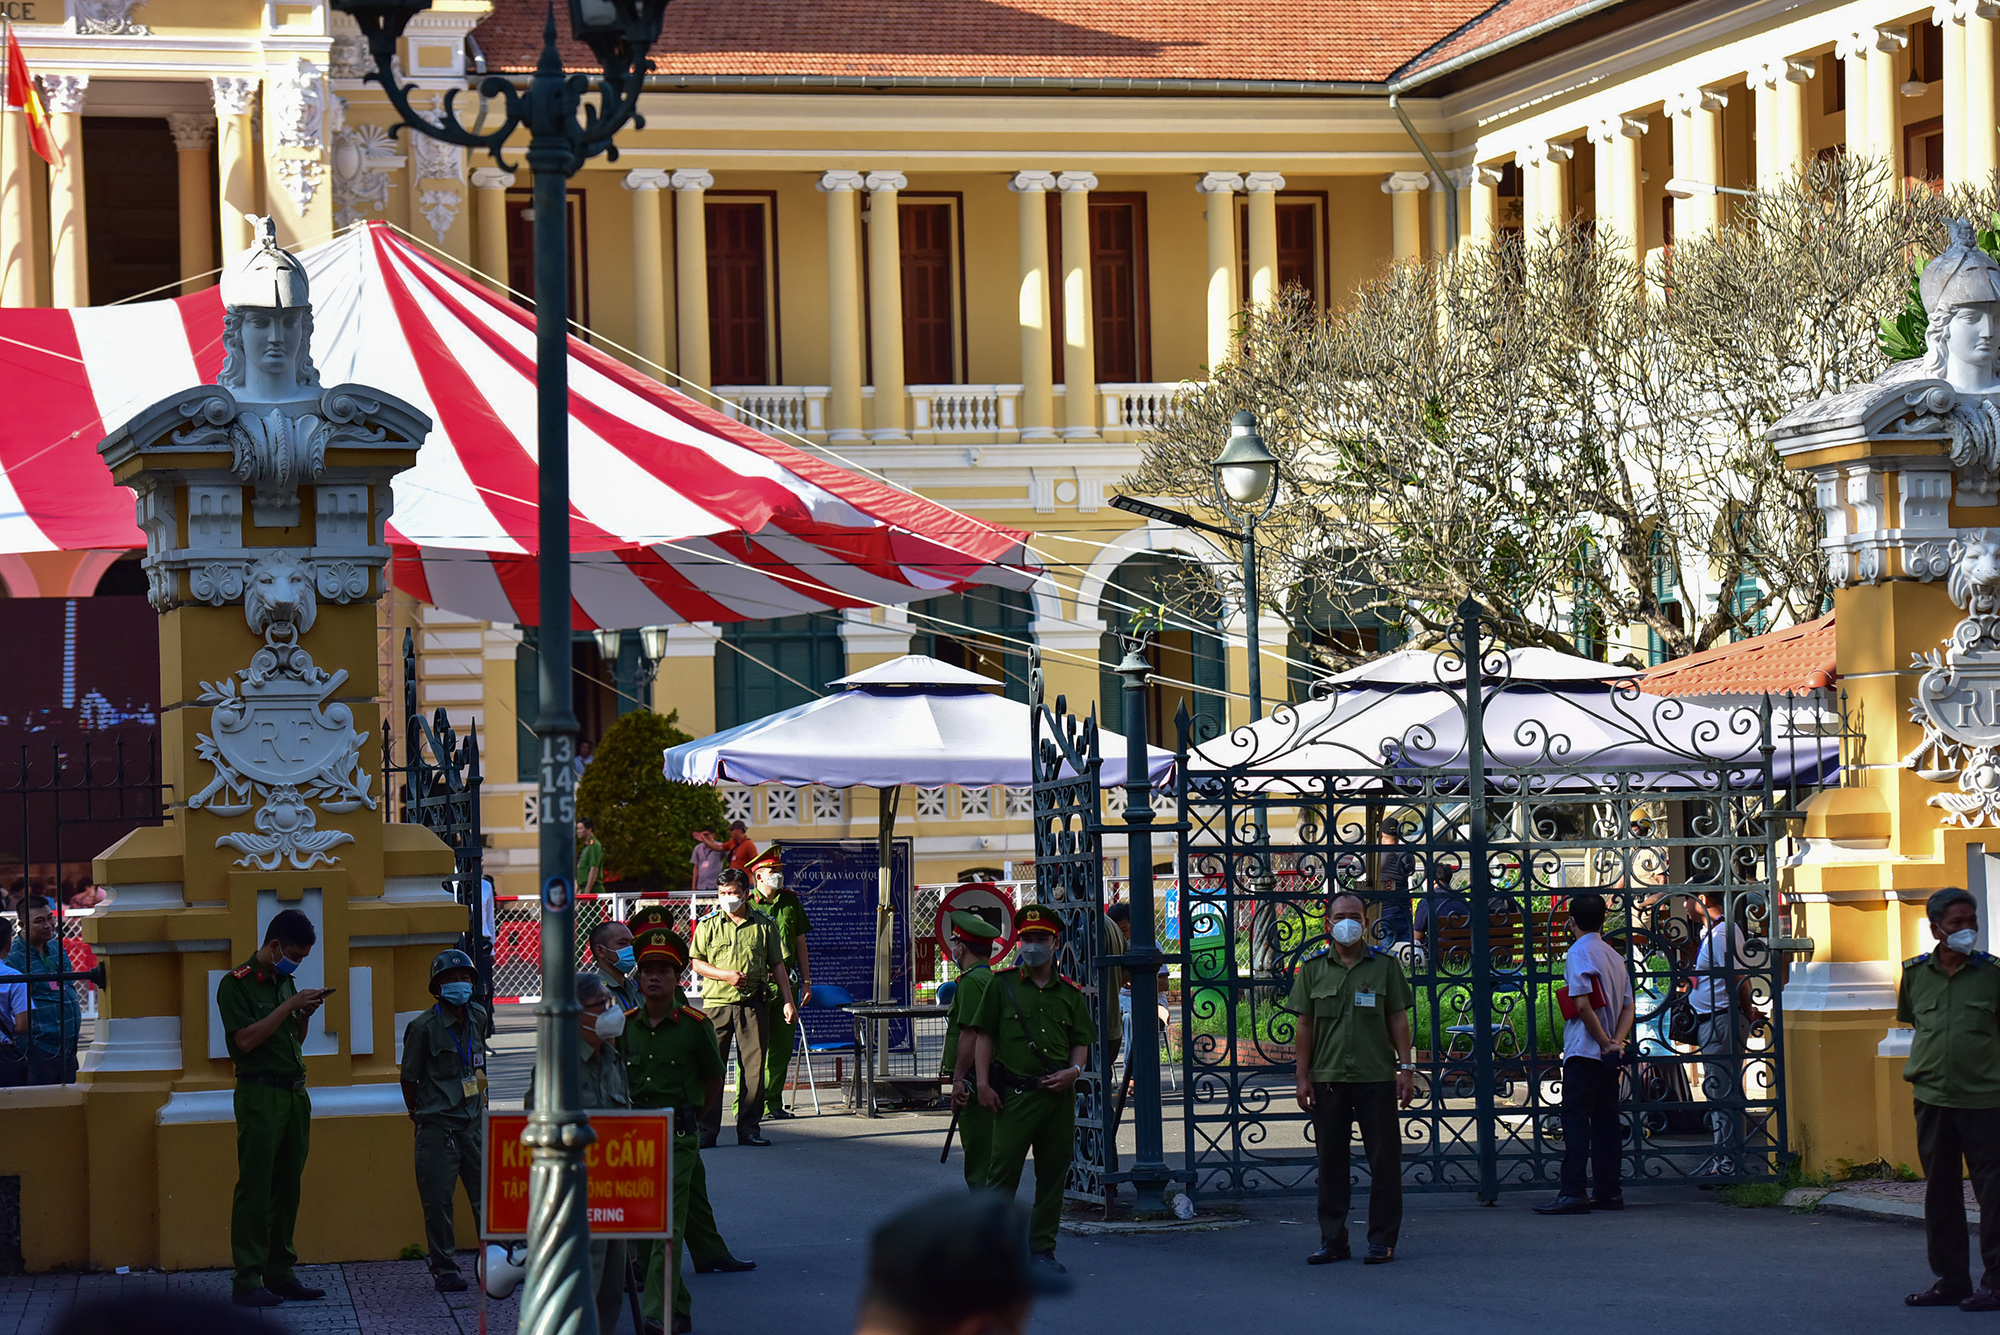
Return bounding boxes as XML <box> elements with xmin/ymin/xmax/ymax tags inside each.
<box><xmin>1389</xmin><ymin>92</ymin><xmax>1457</xmax><ymax>253</ymax></box>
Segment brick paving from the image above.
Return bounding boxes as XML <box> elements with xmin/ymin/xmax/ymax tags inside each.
<box><xmin>0</xmin><ymin>1252</ymin><xmax>547</xmax><ymax>1335</ymax></box>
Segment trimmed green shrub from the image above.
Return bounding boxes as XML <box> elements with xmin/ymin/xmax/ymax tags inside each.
<box><xmin>576</xmin><ymin>710</ymin><xmax>724</xmax><ymax>892</ymax></box>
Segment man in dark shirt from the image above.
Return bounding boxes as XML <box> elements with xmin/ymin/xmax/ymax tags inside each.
<box><xmin>216</xmin><ymin>909</ymin><xmax>331</xmax><ymax>1308</ymax></box>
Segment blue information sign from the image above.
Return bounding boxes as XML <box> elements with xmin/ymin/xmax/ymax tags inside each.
<box><xmin>776</xmin><ymin>839</ymin><xmax>912</xmax><ymax>1048</ymax></box>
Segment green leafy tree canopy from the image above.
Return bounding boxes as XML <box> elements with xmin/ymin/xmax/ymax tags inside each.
<box><xmin>576</xmin><ymin>709</ymin><xmax>724</xmax><ymax>892</ymax></box>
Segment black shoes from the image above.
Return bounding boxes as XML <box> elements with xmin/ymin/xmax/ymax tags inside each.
<box><xmin>1534</xmin><ymin>1195</ymin><xmax>1592</xmax><ymax>1215</ymax></box>
<box><xmin>267</xmin><ymin>1279</ymin><xmax>325</xmax><ymax>1301</ymax></box>
<box><xmin>1032</xmin><ymin>1251</ymin><xmax>1066</xmax><ymax>1273</ymax></box>
<box><xmin>767</xmin><ymin>1107</ymin><xmax>796</xmax><ymax>1121</ymax></box>
<box><xmin>694</xmin><ymin>1256</ymin><xmax>756</xmax><ymax>1274</ymax></box>
<box><xmin>671</xmin><ymin>1315</ymin><xmax>694</xmax><ymax>1334</ymax></box>
<box><xmin>434</xmin><ymin>1271</ymin><xmax>469</xmax><ymax>1292</ymax></box>
<box><xmin>1306</xmin><ymin>1245</ymin><xmax>1351</xmax><ymax>1265</ymax></box>
<box><xmin>698</xmin><ymin>1134</ymin><xmax>717</xmax><ymax>1149</ymax></box>
<box><xmin>738</xmin><ymin>1132</ymin><xmax>772</xmax><ymax>1146</ymax></box>
<box><xmin>231</xmin><ymin>1288</ymin><xmax>284</xmax><ymax>1308</ymax></box>
<box><xmin>1363</xmin><ymin>1245</ymin><xmax>1394</xmax><ymax>1265</ymax></box>
<box><xmin>1909</xmin><ymin>1284</ymin><xmax>1974</xmax><ymax>1307</ymax></box>
<box><xmin>1963</xmin><ymin>1290</ymin><xmax>2000</xmax><ymax>1312</ymax></box>
<box><xmin>1590</xmin><ymin>1196</ymin><xmax>1624</xmax><ymax>1211</ymax></box>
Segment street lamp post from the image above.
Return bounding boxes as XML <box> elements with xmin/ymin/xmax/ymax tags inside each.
<box><xmin>1113</xmin><ymin>637</ymin><xmax>1175</xmax><ymax>1213</ymax></box>
<box><xmin>1211</xmin><ymin>410</ymin><xmax>1280</xmax><ymax>721</ymax></box>
<box><xmin>324</xmin><ymin>2</ymin><xmax>668</xmax><ymax>1330</ymax></box>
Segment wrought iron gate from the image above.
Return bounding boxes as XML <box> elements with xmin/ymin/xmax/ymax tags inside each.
<box><xmin>1175</xmin><ymin>603</ymin><xmax>1806</xmax><ymax>1200</ymax></box>
<box><xmin>395</xmin><ymin>628</ymin><xmax>488</xmax><ymax>1000</ymax></box>
<box><xmin>1028</xmin><ymin>668</ymin><xmax>1117</xmax><ymax>1206</ymax></box>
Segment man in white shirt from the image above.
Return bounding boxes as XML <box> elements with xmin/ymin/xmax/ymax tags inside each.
<box><xmin>1536</xmin><ymin>893</ymin><xmax>1636</xmax><ymax>1215</ymax></box>
<box><xmin>1691</xmin><ymin>890</ymin><xmax>1755</xmax><ymax>1158</ymax></box>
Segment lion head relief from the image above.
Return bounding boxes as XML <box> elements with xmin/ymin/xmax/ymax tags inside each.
<box><xmin>245</xmin><ymin>550</ymin><xmax>317</xmax><ymax>639</ymax></box>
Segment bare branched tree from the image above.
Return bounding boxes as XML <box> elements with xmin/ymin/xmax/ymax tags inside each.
<box><xmin>1129</xmin><ymin>156</ymin><xmax>1990</xmax><ymax>670</ymax></box>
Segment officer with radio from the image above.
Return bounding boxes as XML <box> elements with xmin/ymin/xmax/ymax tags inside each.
<box><xmin>970</xmin><ymin>904</ymin><xmax>1095</xmax><ymax>1274</ymax></box>
<box><xmin>400</xmin><ymin>949</ymin><xmax>489</xmax><ymax>1291</ymax></box>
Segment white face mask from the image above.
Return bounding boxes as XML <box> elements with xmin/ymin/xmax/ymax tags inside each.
<box><xmin>717</xmin><ymin>895</ymin><xmax>744</xmax><ymax>915</ymax></box>
<box><xmin>1947</xmin><ymin>928</ymin><xmax>1980</xmax><ymax>955</ymax></box>
<box><xmin>592</xmin><ymin>1006</ymin><xmax>626</xmax><ymax>1041</ymax></box>
<box><xmin>1330</xmin><ymin>918</ymin><xmax>1366</xmax><ymax>946</ymax></box>
<box><xmin>1015</xmin><ymin>940</ymin><xmax>1055</xmax><ymax>968</ymax></box>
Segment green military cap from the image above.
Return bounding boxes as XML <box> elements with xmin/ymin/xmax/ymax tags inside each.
<box><xmin>864</xmin><ymin>1189</ymin><xmax>1069</xmax><ymax>1322</ymax></box>
<box><xmin>948</xmin><ymin>908</ymin><xmax>1003</xmax><ymax>942</ymax></box>
<box><xmin>1014</xmin><ymin>903</ymin><xmax>1063</xmax><ymax>937</ymax></box>
<box><xmin>634</xmin><ymin>925</ymin><xmax>688</xmax><ymax>966</ymax></box>
<box><xmin>627</xmin><ymin>903</ymin><xmax>679</xmax><ymax>934</ymax></box>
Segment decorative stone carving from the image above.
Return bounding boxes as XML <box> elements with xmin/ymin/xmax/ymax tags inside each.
<box><xmin>274</xmin><ymin>158</ymin><xmax>324</xmax><ymax>211</ymax></box>
<box><xmin>412</xmin><ymin>96</ymin><xmax>464</xmax><ymax>182</ymax></box>
<box><xmin>68</xmin><ymin>0</ymin><xmax>148</xmax><ymax>36</ymax></box>
<box><xmin>168</xmin><ymin>113</ymin><xmax>214</xmax><ymax>153</ymax></box>
<box><xmin>210</xmin><ymin>75</ymin><xmax>258</xmax><ymax>119</ymax></box>
<box><xmin>331</xmin><ymin>123</ymin><xmax>398</xmax><ymax>228</ymax></box>
<box><xmin>189</xmin><ymin>551</ymin><xmax>371</xmax><ymax>870</ymax></box>
<box><xmin>40</xmin><ymin>76</ymin><xmax>87</xmax><ymax>116</ymax></box>
<box><xmin>418</xmin><ymin>188</ymin><xmax>461</xmax><ymax>241</ymax></box>
<box><xmin>329</xmin><ymin>33</ymin><xmax>370</xmax><ymax>80</ymax></box>
<box><xmin>270</xmin><ymin>57</ymin><xmax>326</xmax><ymax>151</ymax></box>
<box><xmin>1908</xmin><ymin>532</ymin><xmax>2000</xmax><ymax>825</ymax></box>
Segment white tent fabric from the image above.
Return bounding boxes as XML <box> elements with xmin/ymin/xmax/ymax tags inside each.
<box><xmin>663</xmin><ymin>654</ymin><xmax>1173</xmax><ymax>788</ymax></box>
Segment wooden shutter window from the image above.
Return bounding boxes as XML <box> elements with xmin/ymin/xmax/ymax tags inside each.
<box><xmin>900</xmin><ymin>202</ymin><xmax>956</xmax><ymax>384</ymax></box>
<box><xmin>707</xmin><ymin>201</ymin><xmax>770</xmax><ymax>385</ymax></box>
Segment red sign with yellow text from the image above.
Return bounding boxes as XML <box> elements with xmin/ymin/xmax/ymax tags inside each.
<box><xmin>482</xmin><ymin>1110</ymin><xmax>673</xmax><ymax>1239</ymax></box>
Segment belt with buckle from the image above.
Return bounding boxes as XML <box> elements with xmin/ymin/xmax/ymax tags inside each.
<box><xmin>240</xmin><ymin>1073</ymin><xmax>307</xmax><ymax>1091</ymax></box>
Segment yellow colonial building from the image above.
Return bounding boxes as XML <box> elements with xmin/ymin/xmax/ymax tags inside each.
<box><xmin>0</xmin><ymin>0</ymin><xmax>1992</xmax><ymax>1207</ymax></box>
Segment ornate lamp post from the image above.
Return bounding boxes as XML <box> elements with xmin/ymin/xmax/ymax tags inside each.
<box><xmin>1113</xmin><ymin>637</ymin><xmax>1176</xmax><ymax>1213</ymax></box>
<box><xmin>1211</xmin><ymin>410</ymin><xmax>1280</xmax><ymax>721</ymax></box>
<box><xmin>323</xmin><ymin>1</ymin><xmax>670</xmax><ymax>1329</ymax></box>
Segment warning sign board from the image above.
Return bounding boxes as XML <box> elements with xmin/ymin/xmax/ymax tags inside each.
<box><xmin>934</xmin><ymin>881</ymin><xmax>1016</xmax><ymax>955</ymax></box>
<box><xmin>482</xmin><ymin>1109</ymin><xmax>673</xmax><ymax>1240</ymax></box>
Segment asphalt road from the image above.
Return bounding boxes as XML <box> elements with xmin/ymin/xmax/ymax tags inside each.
<box><xmin>682</xmin><ymin>1111</ymin><xmax>1947</xmax><ymax>1335</ymax></box>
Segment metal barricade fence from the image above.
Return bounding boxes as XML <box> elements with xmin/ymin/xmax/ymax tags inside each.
<box><xmin>492</xmin><ymin>892</ymin><xmax>712</xmax><ymax>1002</ymax></box>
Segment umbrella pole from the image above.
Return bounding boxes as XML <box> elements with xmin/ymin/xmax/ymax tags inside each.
<box><xmin>875</xmin><ymin>785</ymin><xmax>899</xmax><ymax>1078</ymax></box>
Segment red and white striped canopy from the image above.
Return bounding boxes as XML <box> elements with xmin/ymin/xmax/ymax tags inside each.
<box><xmin>0</xmin><ymin>223</ymin><xmax>1037</xmax><ymax>628</ymax></box>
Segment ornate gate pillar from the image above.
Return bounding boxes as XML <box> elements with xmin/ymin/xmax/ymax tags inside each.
<box><xmin>73</xmin><ymin>219</ymin><xmax>464</xmax><ymax>1269</ymax></box>
<box><xmin>1773</xmin><ymin>219</ymin><xmax>2000</xmax><ymax>1173</ymax></box>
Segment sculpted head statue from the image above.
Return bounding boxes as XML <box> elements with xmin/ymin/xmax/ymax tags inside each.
<box><xmin>218</xmin><ymin>216</ymin><xmax>321</xmax><ymax>406</ymax></box>
<box><xmin>244</xmin><ymin>549</ymin><xmax>318</xmax><ymax>639</ymax></box>
<box><xmin>1949</xmin><ymin>528</ymin><xmax>2000</xmax><ymax>617</ymax></box>
<box><xmin>1920</xmin><ymin>219</ymin><xmax>2000</xmax><ymax>396</ymax></box>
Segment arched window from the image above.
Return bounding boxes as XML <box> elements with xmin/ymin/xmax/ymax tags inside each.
<box><xmin>714</xmin><ymin>614</ymin><xmax>845</xmax><ymax>731</ymax></box>
<box><xmin>1284</xmin><ymin>556</ymin><xmax>1403</xmax><ymax>699</ymax></box>
<box><xmin>1097</xmin><ymin>553</ymin><xmax>1226</xmax><ymax>746</ymax></box>
<box><xmin>911</xmin><ymin>588</ymin><xmax>1034</xmax><ymax>703</ymax></box>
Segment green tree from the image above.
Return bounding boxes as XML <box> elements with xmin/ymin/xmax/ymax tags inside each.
<box><xmin>576</xmin><ymin>709</ymin><xmax>723</xmax><ymax>892</ymax></box>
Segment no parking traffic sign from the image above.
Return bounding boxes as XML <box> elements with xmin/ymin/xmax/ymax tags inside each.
<box><xmin>935</xmin><ymin>881</ymin><xmax>1016</xmax><ymax>955</ymax></box>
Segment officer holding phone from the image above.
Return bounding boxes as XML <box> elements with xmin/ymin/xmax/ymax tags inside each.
<box><xmin>401</xmin><ymin>949</ymin><xmax>489</xmax><ymax>1291</ymax></box>
<box><xmin>218</xmin><ymin>908</ymin><xmax>332</xmax><ymax>1309</ymax></box>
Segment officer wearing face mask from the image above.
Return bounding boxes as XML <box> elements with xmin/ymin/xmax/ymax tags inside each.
<box><xmin>1900</xmin><ymin>887</ymin><xmax>2000</xmax><ymax>1311</ymax></box>
<box><xmin>690</xmin><ymin>866</ymin><xmax>795</xmax><ymax>1147</ymax></box>
<box><xmin>1289</xmin><ymin>892</ymin><xmax>1414</xmax><ymax>1267</ymax></box>
<box><xmin>401</xmin><ymin>950</ymin><xmax>490</xmax><ymax>1291</ymax></box>
<box><xmin>589</xmin><ymin>919</ymin><xmax>641</xmax><ymax>1010</ymax></box>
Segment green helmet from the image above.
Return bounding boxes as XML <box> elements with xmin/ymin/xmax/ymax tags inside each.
<box><xmin>429</xmin><ymin>948</ymin><xmax>476</xmax><ymax>992</ymax></box>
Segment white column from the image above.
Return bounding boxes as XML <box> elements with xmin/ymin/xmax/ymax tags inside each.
<box><xmin>1871</xmin><ymin>26</ymin><xmax>1911</xmax><ymax>178</ymax></box>
<box><xmin>1382</xmin><ymin>171</ymin><xmax>1427</xmax><ymax>261</ymax></box>
<box><xmin>0</xmin><ymin>103</ymin><xmax>31</xmax><ymax>305</ymax></box>
<box><xmin>1591</xmin><ymin>118</ymin><xmax>1619</xmax><ymax>237</ymax></box>
<box><xmin>1837</xmin><ymin>31</ymin><xmax>1870</xmax><ymax>155</ymax></box>
<box><xmin>1444</xmin><ymin>167</ymin><xmax>1479</xmax><ymax>255</ymax></box>
<box><xmin>211</xmin><ymin>75</ymin><xmax>259</xmax><ymax>262</ymax></box>
<box><xmin>819</xmin><ymin>170</ymin><xmax>866</xmax><ymax>443</ymax></box>
<box><xmin>170</xmin><ymin>115</ymin><xmax>216</xmax><ymax>294</ymax></box>
<box><xmin>43</xmin><ymin>76</ymin><xmax>87</xmax><ymax>308</ymax></box>
<box><xmin>1243</xmin><ymin>171</ymin><xmax>1284</xmax><ymax>303</ymax></box>
<box><xmin>1755</xmin><ymin>57</ymin><xmax>1812</xmax><ymax>187</ymax></box>
<box><xmin>1614</xmin><ymin>115</ymin><xmax>1647</xmax><ymax>261</ymax></box>
<box><xmin>470</xmin><ymin>167</ymin><xmax>515</xmax><ymax>295</ymax></box>
<box><xmin>623</xmin><ymin>169</ymin><xmax>670</xmax><ymax>377</ymax></box>
<box><xmin>1467</xmin><ymin>163</ymin><xmax>1500</xmax><ymax>250</ymax></box>
<box><xmin>1009</xmin><ymin>170</ymin><xmax>1057</xmax><ymax>441</ymax></box>
<box><xmin>1197</xmin><ymin>171</ymin><xmax>1242</xmax><ymax>370</ymax></box>
<box><xmin>1966</xmin><ymin>1</ymin><xmax>1998</xmax><ymax>183</ymax></box>
<box><xmin>1518</xmin><ymin>142</ymin><xmax>1546</xmax><ymax>236</ymax></box>
<box><xmin>671</xmin><ymin>169</ymin><xmax>713</xmax><ymax>388</ymax></box>
<box><xmin>1542</xmin><ymin>141</ymin><xmax>1574</xmax><ymax>224</ymax></box>
<box><xmin>1941</xmin><ymin>7</ymin><xmax>1968</xmax><ymax>184</ymax></box>
<box><xmin>864</xmin><ymin>170</ymin><xmax>908</xmax><ymax>440</ymax></box>
<box><xmin>1670</xmin><ymin>89</ymin><xmax>1726</xmax><ymax>238</ymax></box>
<box><xmin>1056</xmin><ymin>170</ymin><xmax>1098</xmax><ymax>439</ymax></box>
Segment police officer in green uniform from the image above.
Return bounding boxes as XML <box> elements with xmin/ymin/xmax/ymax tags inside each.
<box><xmin>941</xmin><ymin>905</ymin><xmax>1003</xmax><ymax>1188</ymax></box>
<box><xmin>690</xmin><ymin>867</ymin><xmax>795</xmax><ymax>1146</ymax></box>
<box><xmin>217</xmin><ymin>909</ymin><xmax>331</xmax><ymax>1308</ymax></box>
<box><xmin>1289</xmin><ymin>891</ymin><xmax>1415</xmax><ymax>1266</ymax></box>
<box><xmin>622</xmin><ymin>926</ymin><xmax>725</xmax><ymax>1335</ymax></box>
<box><xmin>1900</xmin><ymin>887</ymin><xmax>2000</xmax><ymax>1310</ymax></box>
<box><xmin>970</xmin><ymin>904</ymin><xmax>1095</xmax><ymax>1273</ymax></box>
<box><xmin>625</xmin><ymin>906</ymin><xmax>755</xmax><ymax>1287</ymax></box>
<box><xmin>400</xmin><ymin>949</ymin><xmax>489</xmax><ymax>1291</ymax></box>
<box><xmin>748</xmin><ymin>849</ymin><xmax>813</xmax><ymax>1120</ymax></box>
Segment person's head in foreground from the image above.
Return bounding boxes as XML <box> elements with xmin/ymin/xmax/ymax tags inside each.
<box><xmin>855</xmin><ymin>1190</ymin><xmax>1068</xmax><ymax>1335</ymax></box>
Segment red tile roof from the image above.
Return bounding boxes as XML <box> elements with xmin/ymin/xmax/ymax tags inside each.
<box><xmin>472</xmin><ymin>0</ymin><xmax>1499</xmax><ymax>82</ymax></box>
<box><xmin>1396</xmin><ymin>0</ymin><xmax>1599</xmax><ymax>80</ymax></box>
<box><xmin>1635</xmin><ymin>614</ymin><xmax>1837</xmax><ymax>699</ymax></box>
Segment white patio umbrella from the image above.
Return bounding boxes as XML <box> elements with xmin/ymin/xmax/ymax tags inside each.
<box><xmin>663</xmin><ymin>653</ymin><xmax>1173</xmax><ymax>996</ymax></box>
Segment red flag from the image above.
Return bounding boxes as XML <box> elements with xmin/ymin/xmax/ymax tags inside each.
<box><xmin>4</xmin><ymin>24</ymin><xmax>62</xmax><ymax>168</ymax></box>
